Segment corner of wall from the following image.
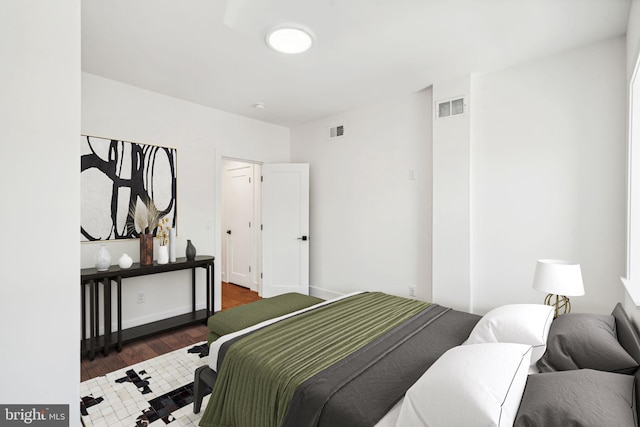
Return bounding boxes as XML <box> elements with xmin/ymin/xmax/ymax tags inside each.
<box><xmin>431</xmin><ymin>75</ymin><xmax>472</xmax><ymax>312</ymax></box>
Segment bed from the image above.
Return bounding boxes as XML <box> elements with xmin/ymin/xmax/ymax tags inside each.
<box><xmin>195</xmin><ymin>292</ymin><xmax>640</xmax><ymax>427</ymax></box>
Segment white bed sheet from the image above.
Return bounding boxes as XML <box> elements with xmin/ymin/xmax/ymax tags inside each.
<box><xmin>374</xmin><ymin>399</ymin><xmax>403</xmax><ymax>427</ymax></box>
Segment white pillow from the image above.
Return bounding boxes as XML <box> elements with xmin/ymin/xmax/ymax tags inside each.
<box><xmin>464</xmin><ymin>304</ymin><xmax>553</xmax><ymax>365</ymax></box>
<box><xmin>396</xmin><ymin>343</ymin><xmax>532</xmax><ymax>427</ymax></box>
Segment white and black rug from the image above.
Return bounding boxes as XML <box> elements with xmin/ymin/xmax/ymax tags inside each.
<box><xmin>80</xmin><ymin>343</ymin><xmax>211</xmax><ymax>427</ymax></box>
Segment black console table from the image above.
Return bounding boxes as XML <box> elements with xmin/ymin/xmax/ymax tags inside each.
<box><xmin>81</xmin><ymin>255</ymin><xmax>214</xmax><ymax>360</ymax></box>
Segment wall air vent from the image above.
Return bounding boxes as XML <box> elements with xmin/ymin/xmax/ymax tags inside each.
<box><xmin>329</xmin><ymin>125</ymin><xmax>345</xmax><ymax>138</ymax></box>
<box><xmin>437</xmin><ymin>97</ymin><xmax>465</xmax><ymax>119</ymax></box>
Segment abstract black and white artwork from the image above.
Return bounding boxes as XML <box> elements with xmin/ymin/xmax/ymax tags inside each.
<box><xmin>81</xmin><ymin>135</ymin><xmax>177</xmax><ymax>241</ymax></box>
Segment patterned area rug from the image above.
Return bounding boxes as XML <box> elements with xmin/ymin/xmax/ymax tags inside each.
<box><xmin>81</xmin><ymin>343</ymin><xmax>211</xmax><ymax>427</ymax></box>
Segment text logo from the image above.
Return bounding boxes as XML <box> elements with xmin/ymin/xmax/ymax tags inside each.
<box><xmin>0</xmin><ymin>405</ymin><xmax>68</xmax><ymax>426</ymax></box>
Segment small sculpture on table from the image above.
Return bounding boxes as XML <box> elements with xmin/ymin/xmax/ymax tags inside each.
<box><xmin>186</xmin><ymin>239</ymin><xmax>196</xmax><ymax>261</ymax></box>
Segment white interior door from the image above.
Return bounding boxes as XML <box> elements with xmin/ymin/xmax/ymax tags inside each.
<box><xmin>262</xmin><ymin>163</ymin><xmax>309</xmax><ymax>297</ymax></box>
<box><xmin>222</xmin><ymin>161</ymin><xmax>255</xmax><ymax>288</ymax></box>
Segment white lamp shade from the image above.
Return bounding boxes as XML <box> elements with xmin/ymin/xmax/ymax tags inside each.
<box><xmin>532</xmin><ymin>259</ymin><xmax>585</xmax><ymax>296</ymax></box>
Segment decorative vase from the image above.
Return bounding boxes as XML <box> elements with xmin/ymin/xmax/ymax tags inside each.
<box><xmin>169</xmin><ymin>228</ymin><xmax>176</xmax><ymax>262</ymax></box>
<box><xmin>157</xmin><ymin>245</ymin><xmax>169</xmax><ymax>265</ymax></box>
<box><xmin>186</xmin><ymin>239</ymin><xmax>196</xmax><ymax>261</ymax></box>
<box><xmin>95</xmin><ymin>243</ymin><xmax>111</xmax><ymax>271</ymax></box>
<box><xmin>118</xmin><ymin>253</ymin><xmax>133</xmax><ymax>269</ymax></box>
<box><xmin>140</xmin><ymin>233</ymin><xmax>153</xmax><ymax>266</ymax></box>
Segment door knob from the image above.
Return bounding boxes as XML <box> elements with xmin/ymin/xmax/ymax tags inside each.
<box><xmin>297</xmin><ymin>236</ymin><xmax>308</xmax><ymax>241</ymax></box>
<box><xmin>226</xmin><ymin>230</ymin><xmax>232</xmax><ymax>235</ymax></box>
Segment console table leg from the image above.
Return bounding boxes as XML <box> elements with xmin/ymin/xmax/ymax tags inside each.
<box><xmin>192</xmin><ymin>268</ymin><xmax>196</xmax><ymax>313</ymax></box>
<box><xmin>81</xmin><ymin>281</ymin><xmax>86</xmax><ymax>356</ymax></box>
<box><xmin>89</xmin><ymin>280</ymin><xmax>96</xmax><ymax>361</ymax></box>
<box><xmin>94</xmin><ymin>281</ymin><xmax>100</xmax><ymax>342</ymax></box>
<box><xmin>103</xmin><ymin>278</ymin><xmax>111</xmax><ymax>356</ymax></box>
<box><xmin>206</xmin><ymin>263</ymin><xmax>212</xmax><ymax>318</ymax></box>
<box><xmin>191</xmin><ymin>267</ymin><xmax>196</xmax><ymax>314</ymax></box>
<box><xmin>117</xmin><ymin>276</ymin><xmax>122</xmax><ymax>352</ymax></box>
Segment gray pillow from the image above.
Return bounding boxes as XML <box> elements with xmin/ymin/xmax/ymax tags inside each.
<box><xmin>537</xmin><ymin>313</ymin><xmax>639</xmax><ymax>374</ymax></box>
<box><xmin>514</xmin><ymin>369</ymin><xmax>636</xmax><ymax>427</ymax></box>
<box><xmin>613</xmin><ymin>303</ymin><xmax>640</xmax><ymax>365</ymax></box>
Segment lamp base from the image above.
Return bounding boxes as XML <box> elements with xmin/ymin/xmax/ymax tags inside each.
<box><xmin>544</xmin><ymin>294</ymin><xmax>571</xmax><ymax>318</ymax></box>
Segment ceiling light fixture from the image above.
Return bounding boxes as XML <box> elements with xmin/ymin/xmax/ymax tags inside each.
<box><xmin>266</xmin><ymin>26</ymin><xmax>314</xmax><ymax>54</ymax></box>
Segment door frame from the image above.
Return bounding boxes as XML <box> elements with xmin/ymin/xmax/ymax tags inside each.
<box><xmin>221</xmin><ymin>158</ymin><xmax>261</xmax><ymax>291</ymax></box>
<box><xmin>214</xmin><ymin>150</ymin><xmax>265</xmax><ymax>312</ymax></box>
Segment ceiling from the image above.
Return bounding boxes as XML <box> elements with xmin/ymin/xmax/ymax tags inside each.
<box><xmin>82</xmin><ymin>0</ymin><xmax>631</xmax><ymax>128</ymax></box>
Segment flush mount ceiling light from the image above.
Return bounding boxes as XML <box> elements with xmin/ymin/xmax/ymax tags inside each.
<box><xmin>266</xmin><ymin>26</ymin><xmax>314</xmax><ymax>54</ymax></box>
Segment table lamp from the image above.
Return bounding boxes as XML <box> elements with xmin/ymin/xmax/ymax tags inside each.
<box><xmin>532</xmin><ymin>259</ymin><xmax>585</xmax><ymax>318</ymax></box>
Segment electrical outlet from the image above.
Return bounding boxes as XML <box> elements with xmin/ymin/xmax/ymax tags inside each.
<box><xmin>137</xmin><ymin>291</ymin><xmax>145</xmax><ymax>304</ymax></box>
<box><xmin>408</xmin><ymin>285</ymin><xmax>416</xmax><ymax>298</ymax></box>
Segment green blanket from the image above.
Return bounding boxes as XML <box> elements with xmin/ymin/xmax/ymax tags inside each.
<box><xmin>199</xmin><ymin>292</ymin><xmax>431</xmax><ymax>427</ymax></box>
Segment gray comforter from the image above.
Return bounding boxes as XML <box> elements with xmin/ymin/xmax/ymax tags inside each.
<box><xmin>214</xmin><ymin>300</ymin><xmax>479</xmax><ymax>427</ymax></box>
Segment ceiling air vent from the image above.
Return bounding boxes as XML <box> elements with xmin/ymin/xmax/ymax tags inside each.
<box><xmin>437</xmin><ymin>97</ymin><xmax>465</xmax><ymax>119</ymax></box>
<box><xmin>329</xmin><ymin>125</ymin><xmax>344</xmax><ymax>138</ymax></box>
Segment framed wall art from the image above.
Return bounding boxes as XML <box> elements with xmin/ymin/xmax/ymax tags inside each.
<box><xmin>80</xmin><ymin>135</ymin><xmax>177</xmax><ymax>241</ymax></box>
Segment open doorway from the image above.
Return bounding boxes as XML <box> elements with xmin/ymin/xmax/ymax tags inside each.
<box><xmin>221</xmin><ymin>159</ymin><xmax>262</xmax><ymax>304</ymax></box>
<box><xmin>217</xmin><ymin>158</ymin><xmax>310</xmax><ymax>309</ymax></box>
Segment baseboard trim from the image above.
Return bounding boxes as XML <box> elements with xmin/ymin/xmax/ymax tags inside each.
<box><xmin>310</xmin><ymin>286</ymin><xmax>345</xmax><ymax>301</ymax></box>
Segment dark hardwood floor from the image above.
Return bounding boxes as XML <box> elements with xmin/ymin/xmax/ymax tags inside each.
<box><xmin>81</xmin><ymin>282</ymin><xmax>261</xmax><ymax>382</ymax></box>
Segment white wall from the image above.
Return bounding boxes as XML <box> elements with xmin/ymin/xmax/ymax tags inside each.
<box><xmin>0</xmin><ymin>0</ymin><xmax>81</xmax><ymax>420</ymax></box>
<box><xmin>469</xmin><ymin>37</ymin><xmax>627</xmax><ymax>314</ymax></box>
<box><xmin>293</xmin><ymin>36</ymin><xmax>626</xmax><ymax>316</ymax></box>
<box><xmin>432</xmin><ymin>77</ymin><xmax>472</xmax><ymax>311</ymax></box>
<box><xmin>81</xmin><ymin>73</ymin><xmax>290</xmax><ymax>327</ymax></box>
<box><xmin>290</xmin><ymin>89</ymin><xmax>433</xmax><ymax>300</ymax></box>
